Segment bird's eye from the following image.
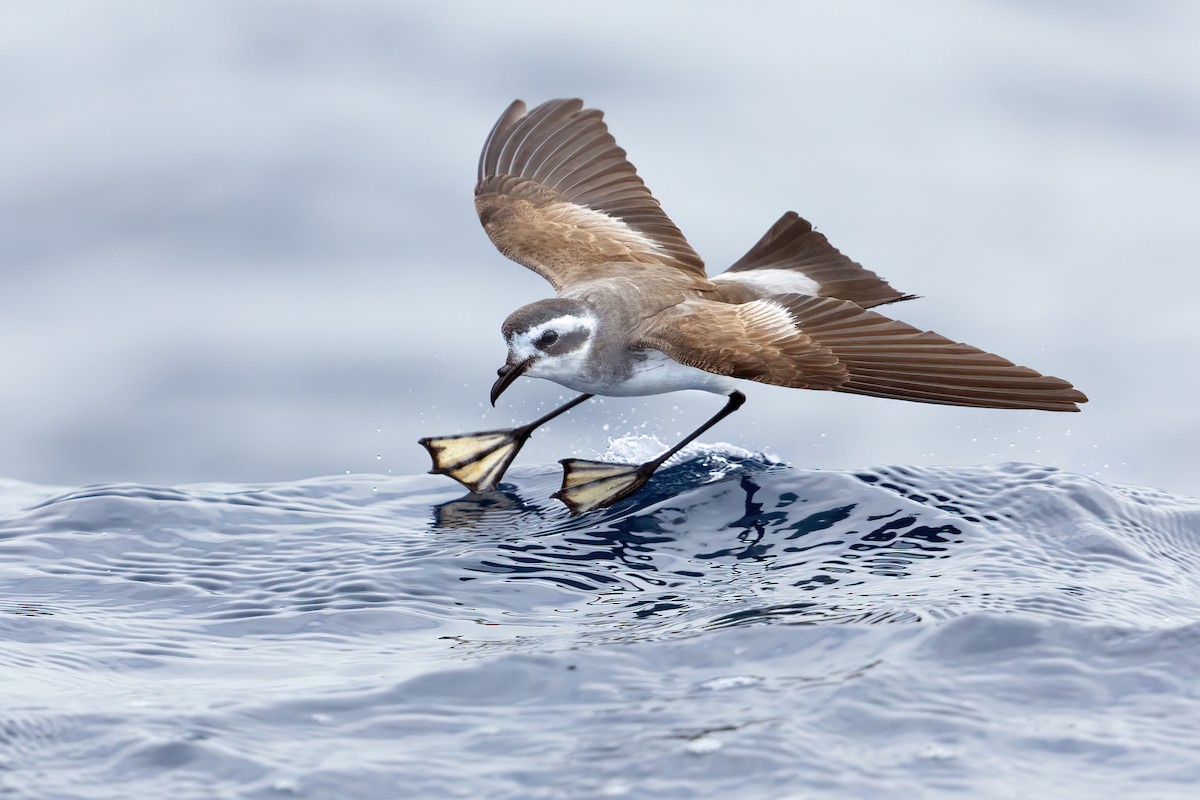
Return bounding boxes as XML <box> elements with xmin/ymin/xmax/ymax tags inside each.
<box><xmin>535</xmin><ymin>330</ymin><xmax>559</xmax><ymax>348</ymax></box>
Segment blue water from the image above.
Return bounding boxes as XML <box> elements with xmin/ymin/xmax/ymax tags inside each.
<box><xmin>3</xmin><ymin>453</ymin><xmax>1199</xmax><ymax>799</ymax></box>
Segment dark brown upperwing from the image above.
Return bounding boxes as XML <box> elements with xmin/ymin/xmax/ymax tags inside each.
<box><xmin>475</xmin><ymin>99</ymin><xmax>707</xmax><ymax>290</ymax></box>
<box><xmin>784</xmin><ymin>295</ymin><xmax>1088</xmax><ymax>411</ymax></box>
<box><xmin>717</xmin><ymin>212</ymin><xmax>914</xmax><ymax>308</ymax></box>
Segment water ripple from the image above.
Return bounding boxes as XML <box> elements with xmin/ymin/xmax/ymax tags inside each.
<box><xmin>2</xmin><ymin>458</ymin><xmax>1199</xmax><ymax>798</ymax></box>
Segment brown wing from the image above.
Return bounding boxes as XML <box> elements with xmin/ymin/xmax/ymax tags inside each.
<box><xmin>634</xmin><ymin>299</ymin><xmax>849</xmax><ymax>389</ymax></box>
<box><xmin>475</xmin><ymin>99</ymin><xmax>707</xmax><ymax>291</ymax></box>
<box><xmin>638</xmin><ymin>295</ymin><xmax>1088</xmax><ymax>411</ymax></box>
<box><xmin>714</xmin><ymin>212</ymin><xmax>915</xmax><ymax>309</ymax></box>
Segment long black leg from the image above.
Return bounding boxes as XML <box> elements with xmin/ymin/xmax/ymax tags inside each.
<box><xmin>419</xmin><ymin>393</ymin><xmax>594</xmax><ymax>494</ymax></box>
<box><xmin>643</xmin><ymin>390</ymin><xmax>746</xmax><ymax>473</ymax></box>
<box><xmin>519</xmin><ymin>393</ymin><xmax>594</xmax><ymax>434</ymax></box>
<box><xmin>555</xmin><ymin>391</ymin><xmax>746</xmax><ymax>514</ymax></box>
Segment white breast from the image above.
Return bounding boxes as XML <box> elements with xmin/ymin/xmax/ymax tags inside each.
<box><xmin>536</xmin><ymin>348</ymin><xmax>738</xmax><ymax>397</ymax></box>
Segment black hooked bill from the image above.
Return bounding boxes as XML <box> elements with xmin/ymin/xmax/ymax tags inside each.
<box><xmin>490</xmin><ymin>357</ymin><xmax>534</xmax><ymax>406</ymax></box>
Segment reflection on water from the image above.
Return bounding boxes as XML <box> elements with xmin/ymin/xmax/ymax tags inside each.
<box><xmin>3</xmin><ymin>455</ymin><xmax>1200</xmax><ymax>799</ymax></box>
<box><xmin>454</xmin><ymin>463</ymin><xmax>975</xmax><ymax>627</ymax></box>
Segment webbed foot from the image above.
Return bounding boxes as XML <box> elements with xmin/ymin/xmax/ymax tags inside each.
<box><xmin>553</xmin><ymin>458</ymin><xmax>655</xmax><ymax>515</ymax></box>
<box><xmin>418</xmin><ymin>428</ymin><xmax>530</xmax><ymax>494</ymax></box>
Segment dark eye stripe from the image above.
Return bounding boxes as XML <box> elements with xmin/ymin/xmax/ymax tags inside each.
<box><xmin>543</xmin><ymin>328</ymin><xmax>589</xmax><ymax>355</ymax></box>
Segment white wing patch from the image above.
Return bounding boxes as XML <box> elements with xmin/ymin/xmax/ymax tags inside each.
<box><xmin>739</xmin><ymin>299</ymin><xmax>799</xmax><ymax>339</ymax></box>
<box><xmin>713</xmin><ymin>268</ymin><xmax>821</xmax><ymax>297</ymax></box>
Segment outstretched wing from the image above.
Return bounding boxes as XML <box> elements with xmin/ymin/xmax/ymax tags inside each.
<box><xmin>475</xmin><ymin>99</ymin><xmax>707</xmax><ymax>291</ymax></box>
<box><xmin>713</xmin><ymin>212</ymin><xmax>915</xmax><ymax>309</ymax></box>
<box><xmin>637</xmin><ymin>295</ymin><xmax>1087</xmax><ymax>411</ymax></box>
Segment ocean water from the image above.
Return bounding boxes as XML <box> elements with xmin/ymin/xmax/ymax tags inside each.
<box><xmin>3</xmin><ymin>447</ymin><xmax>1199</xmax><ymax>799</ymax></box>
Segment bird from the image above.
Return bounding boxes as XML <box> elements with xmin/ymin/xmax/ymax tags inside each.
<box><xmin>418</xmin><ymin>98</ymin><xmax>1087</xmax><ymax>514</ymax></box>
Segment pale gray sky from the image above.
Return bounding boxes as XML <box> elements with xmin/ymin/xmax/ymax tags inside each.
<box><xmin>2</xmin><ymin>1</ymin><xmax>1197</xmax><ymax>494</ymax></box>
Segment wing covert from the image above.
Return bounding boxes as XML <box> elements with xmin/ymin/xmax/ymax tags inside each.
<box><xmin>634</xmin><ymin>299</ymin><xmax>848</xmax><ymax>389</ymax></box>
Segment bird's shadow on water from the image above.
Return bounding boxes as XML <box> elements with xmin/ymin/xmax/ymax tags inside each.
<box><xmin>431</xmin><ymin>458</ymin><xmax>980</xmax><ymax>627</ymax></box>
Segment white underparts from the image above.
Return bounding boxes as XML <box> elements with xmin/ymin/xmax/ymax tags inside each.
<box><xmin>531</xmin><ymin>348</ymin><xmax>738</xmax><ymax>397</ymax></box>
<box><xmin>607</xmin><ymin>350</ymin><xmax>739</xmax><ymax>396</ymax></box>
<box><xmin>713</xmin><ymin>268</ymin><xmax>821</xmax><ymax>297</ymax></box>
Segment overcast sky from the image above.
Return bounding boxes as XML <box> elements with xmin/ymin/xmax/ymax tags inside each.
<box><xmin>2</xmin><ymin>1</ymin><xmax>1198</xmax><ymax>495</ymax></box>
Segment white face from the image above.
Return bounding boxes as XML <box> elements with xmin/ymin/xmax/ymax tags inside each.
<box><xmin>508</xmin><ymin>313</ymin><xmax>596</xmax><ymax>381</ymax></box>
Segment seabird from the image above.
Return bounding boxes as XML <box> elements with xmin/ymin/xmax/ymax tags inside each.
<box><xmin>419</xmin><ymin>99</ymin><xmax>1087</xmax><ymax>513</ymax></box>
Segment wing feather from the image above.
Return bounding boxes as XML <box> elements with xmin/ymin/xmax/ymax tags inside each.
<box><xmin>636</xmin><ymin>295</ymin><xmax>1087</xmax><ymax>411</ymax></box>
<box><xmin>786</xmin><ymin>295</ymin><xmax>1087</xmax><ymax>410</ymax></box>
<box><xmin>476</xmin><ymin>99</ymin><xmax>706</xmax><ymax>290</ymax></box>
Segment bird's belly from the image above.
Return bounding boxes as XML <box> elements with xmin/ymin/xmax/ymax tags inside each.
<box><xmin>547</xmin><ymin>349</ymin><xmax>738</xmax><ymax>397</ymax></box>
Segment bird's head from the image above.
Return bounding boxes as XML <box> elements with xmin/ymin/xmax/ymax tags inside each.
<box><xmin>491</xmin><ymin>298</ymin><xmax>597</xmax><ymax>405</ymax></box>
